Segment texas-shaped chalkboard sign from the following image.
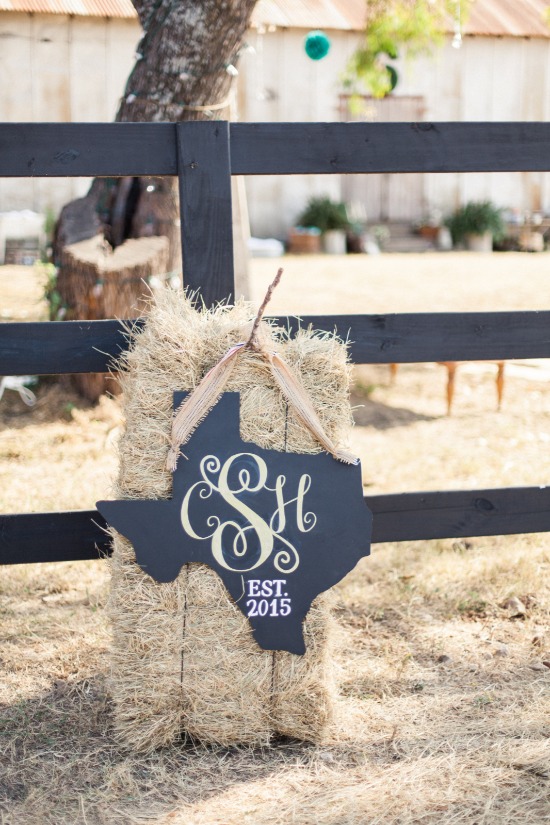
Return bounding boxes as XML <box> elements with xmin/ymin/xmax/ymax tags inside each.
<box><xmin>97</xmin><ymin>392</ymin><xmax>372</xmax><ymax>655</ymax></box>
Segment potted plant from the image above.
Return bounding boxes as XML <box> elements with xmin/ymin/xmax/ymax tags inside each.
<box><xmin>445</xmin><ymin>201</ymin><xmax>505</xmax><ymax>252</ymax></box>
<box><xmin>296</xmin><ymin>196</ymin><xmax>351</xmax><ymax>254</ymax></box>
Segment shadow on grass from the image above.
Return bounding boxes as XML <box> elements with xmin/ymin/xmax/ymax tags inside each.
<box><xmin>1</xmin><ymin>645</ymin><xmax>548</xmax><ymax>824</ymax></box>
<box><xmin>351</xmin><ymin>394</ymin><xmax>437</xmax><ymax>430</ymax></box>
<box><xmin>0</xmin><ymin>379</ymin><xmax>95</xmax><ymax>429</ymax></box>
<box><xmin>0</xmin><ymin>675</ymin><xmax>314</xmax><ymax>825</ymax></box>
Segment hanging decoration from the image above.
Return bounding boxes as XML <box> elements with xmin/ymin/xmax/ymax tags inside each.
<box><xmin>375</xmin><ymin>47</ymin><xmax>399</xmax><ymax>95</ymax></box>
<box><xmin>304</xmin><ymin>30</ymin><xmax>331</xmax><ymax>61</ymax></box>
<box><xmin>452</xmin><ymin>0</ymin><xmax>463</xmax><ymax>48</ymax></box>
<box><xmin>98</xmin><ymin>392</ymin><xmax>372</xmax><ymax>655</ymax></box>
<box><xmin>385</xmin><ymin>64</ymin><xmax>399</xmax><ymax>92</ymax></box>
<box><xmin>103</xmin><ymin>269</ymin><xmax>370</xmax><ymax>749</ymax></box>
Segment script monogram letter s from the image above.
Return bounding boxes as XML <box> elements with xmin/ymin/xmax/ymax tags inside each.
<box><xmin>180</xmin><ymin>453</ymin><xmax>316</xmax><ymax>574</ymax></box>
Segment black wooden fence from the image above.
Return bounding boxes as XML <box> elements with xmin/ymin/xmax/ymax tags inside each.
<box><xmin>1</xmin><ymin>120</ymin><xmax>550</xmax><ymax>566</ymax></box>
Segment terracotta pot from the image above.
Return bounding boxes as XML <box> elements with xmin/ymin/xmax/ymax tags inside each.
<box><xmin>418</xmin><ymin>225</ymin><xmax>439</xmax><ymax>240</ymax></box>
<box><xmin>288</xmin><ymin>229</ymin><xmax>322</xmax><ymax>254</ymax></box>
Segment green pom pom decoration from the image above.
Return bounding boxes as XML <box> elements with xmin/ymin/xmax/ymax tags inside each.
<box><xmin>304</xmin><ymin>30</ymin><xmax>331</xmax><ymax>61</ymax></box>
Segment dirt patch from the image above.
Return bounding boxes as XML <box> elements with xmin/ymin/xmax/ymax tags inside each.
<box><xmin>249</xmin><ymin>251</ymin><xmax>550</xmax><ymax>314</ymax></box>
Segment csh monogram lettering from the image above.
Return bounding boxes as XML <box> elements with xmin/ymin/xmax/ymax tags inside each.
<box><xmin>180</xmin><ymin>452</ymin><xmax>315</xmax><ymax>599</ymax></box>
<box><xmin>97</xmin><ymin>392</ymin><xmax>374</xmax><ymax>654</ymax></box>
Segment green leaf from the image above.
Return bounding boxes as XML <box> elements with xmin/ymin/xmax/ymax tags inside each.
<box><xmin>344</xmin><ymin>0</ymin><xmax>472</xmax><ymax>98</ymax></box>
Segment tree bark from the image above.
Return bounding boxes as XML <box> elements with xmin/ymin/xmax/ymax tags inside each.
<box><xmin>54</xmin><ymin>0</ymin><xmax>257</xmax><ymax>297</ymax></box>
<box><xmin>118</xmin><ymin>0</ymin><xmax>256</xmax><ymax>124</ymax></box>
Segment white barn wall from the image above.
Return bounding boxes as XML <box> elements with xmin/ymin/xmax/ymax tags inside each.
<box><xmin>0</xmin><ymin>12</ymin><xmax>138</xmax><ymax>214</ymax></box>
<box><xmin>0</xmin><ymin>13</ymin><xmax>35</xmax><ymax>212</ymax></box>
<box><xmin>241</xmin><ymin>31</ymin><xmax>550</xmax><ymax>237</ymax></box>
<box><xmin>391</xmin><ymin>35</ymin><xmax>550</xmax><ymax>220</ymax></box>
<box><xmin>239</xmin><ymin>28</ymin><xmax>361</xmax><ymax>238</ymax></box>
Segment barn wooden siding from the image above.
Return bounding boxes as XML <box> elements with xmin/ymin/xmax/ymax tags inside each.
<box><xmin>0</xmin><ymin>12</ymin><xmax>138</xmax><ymax>212</ymax></box>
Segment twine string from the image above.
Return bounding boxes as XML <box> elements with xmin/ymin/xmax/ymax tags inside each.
<box><xmin>166</xmin><ymin>268</ymin><xmax>359</xmax><ymax>471</ymax></box>
<box><xmin>244</xmin><ymin>267</ymin><xmax>283</xmax><ymax>351</ymax></box>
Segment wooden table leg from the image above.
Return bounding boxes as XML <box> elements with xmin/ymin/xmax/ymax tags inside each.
<box><xmin>496</xmin><ymin>361</ymin><xmax>505</xmax><ymax>410</ymax></box>
<box><xmin>391</xmin><ymin>361</ymin><xmax>505</xmax><ymax>413</ymax></box>
<box><xmin>440</xmin><ymin>362</ymin><xmax>457</xmax><ymax>415</ymax></box>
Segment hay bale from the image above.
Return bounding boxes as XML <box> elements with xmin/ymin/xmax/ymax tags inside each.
<box><xmin>58</xmin><ymin>235</ymin><xmax>170</xmax><ymax>401</ymax></box>
<box><xmin>108</xmin><ymin>288</ymin><xmax>353</xmax><ymax>751</ymax></box>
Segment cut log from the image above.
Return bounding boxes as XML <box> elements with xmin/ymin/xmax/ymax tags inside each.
<box><xmin>59</xmin><ymin>234</ymin><xmax>169</xmax><ymax>401</ymax></box>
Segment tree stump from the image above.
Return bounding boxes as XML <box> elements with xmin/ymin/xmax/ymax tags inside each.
<box><xmin>59</xmin><ymin>235</ymin><xmax>169</xmax><ymax>401</ymax></box>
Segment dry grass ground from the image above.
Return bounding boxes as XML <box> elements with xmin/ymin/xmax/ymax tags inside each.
<box><xmin>0</xmin><ymin>265</ymin><xmax>48</xmax><ymax>322</ymax></box>
<box><xmin>1</xmin><ymin>255</ymin><xmax>550</xmax><ymax>824</ymax></box>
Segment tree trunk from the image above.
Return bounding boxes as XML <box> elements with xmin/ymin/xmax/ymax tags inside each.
<box><xmin>54</xmin><ymin>0</ymin><xmax>257</xmax><ymax>313</ymax></box>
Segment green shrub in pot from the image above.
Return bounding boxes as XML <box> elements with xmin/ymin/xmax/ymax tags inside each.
<box><xmin>296</xmin><ymin>197</ymin><xmax>351</xmax><ymax>233</ymax></box>
<box><xmin>445</xmin><ymin>201</ymin><xmax>505</xmax><ymax>249</ymax></box>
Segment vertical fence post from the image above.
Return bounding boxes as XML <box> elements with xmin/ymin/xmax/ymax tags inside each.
<box><xmin>176</xmin><ymin>121</ymin><xmax>235</xmax><ymax>306</ymax></box>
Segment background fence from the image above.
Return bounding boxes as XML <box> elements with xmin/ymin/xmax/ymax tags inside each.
<box><xmin>1</xmin><ymin>120</ymin><xmax>550</xmax><ymax>566</ymax></box>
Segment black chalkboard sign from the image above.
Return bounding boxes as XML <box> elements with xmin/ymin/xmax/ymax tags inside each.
<box><xmin>97</xmin><ymin>393</ymin><xmax>372</xmax><ymax>654</ymax></box>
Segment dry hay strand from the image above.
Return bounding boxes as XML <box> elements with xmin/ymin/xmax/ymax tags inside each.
<box><xmin>108</xmin><ymin>287</ymin><xmax>353</xmax><ymax>751</ymax></box>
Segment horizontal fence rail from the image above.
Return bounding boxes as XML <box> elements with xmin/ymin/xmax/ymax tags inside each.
<box><xmin>230</xmin><ymin>122</ymin><xmax>550</xmax><ymax>175</ymax></box>
<box><xmin>2</xmin><ymin>311</ymin><xmax>550</xmax><ymax>374</ymax></box>
<box><xmin>0</xmin><ymin>319</ymin><xmax>142</xmax><ymax>375</ymax></box>
<box><xmin>1</xmin><ymin>485</ymin><xmax>549</xmax><ymax>565</ymax></box>
<box><xmin>3</xmin><ymin>122</ymin><xmax>550</xmax><ymax>176</ymax></box>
